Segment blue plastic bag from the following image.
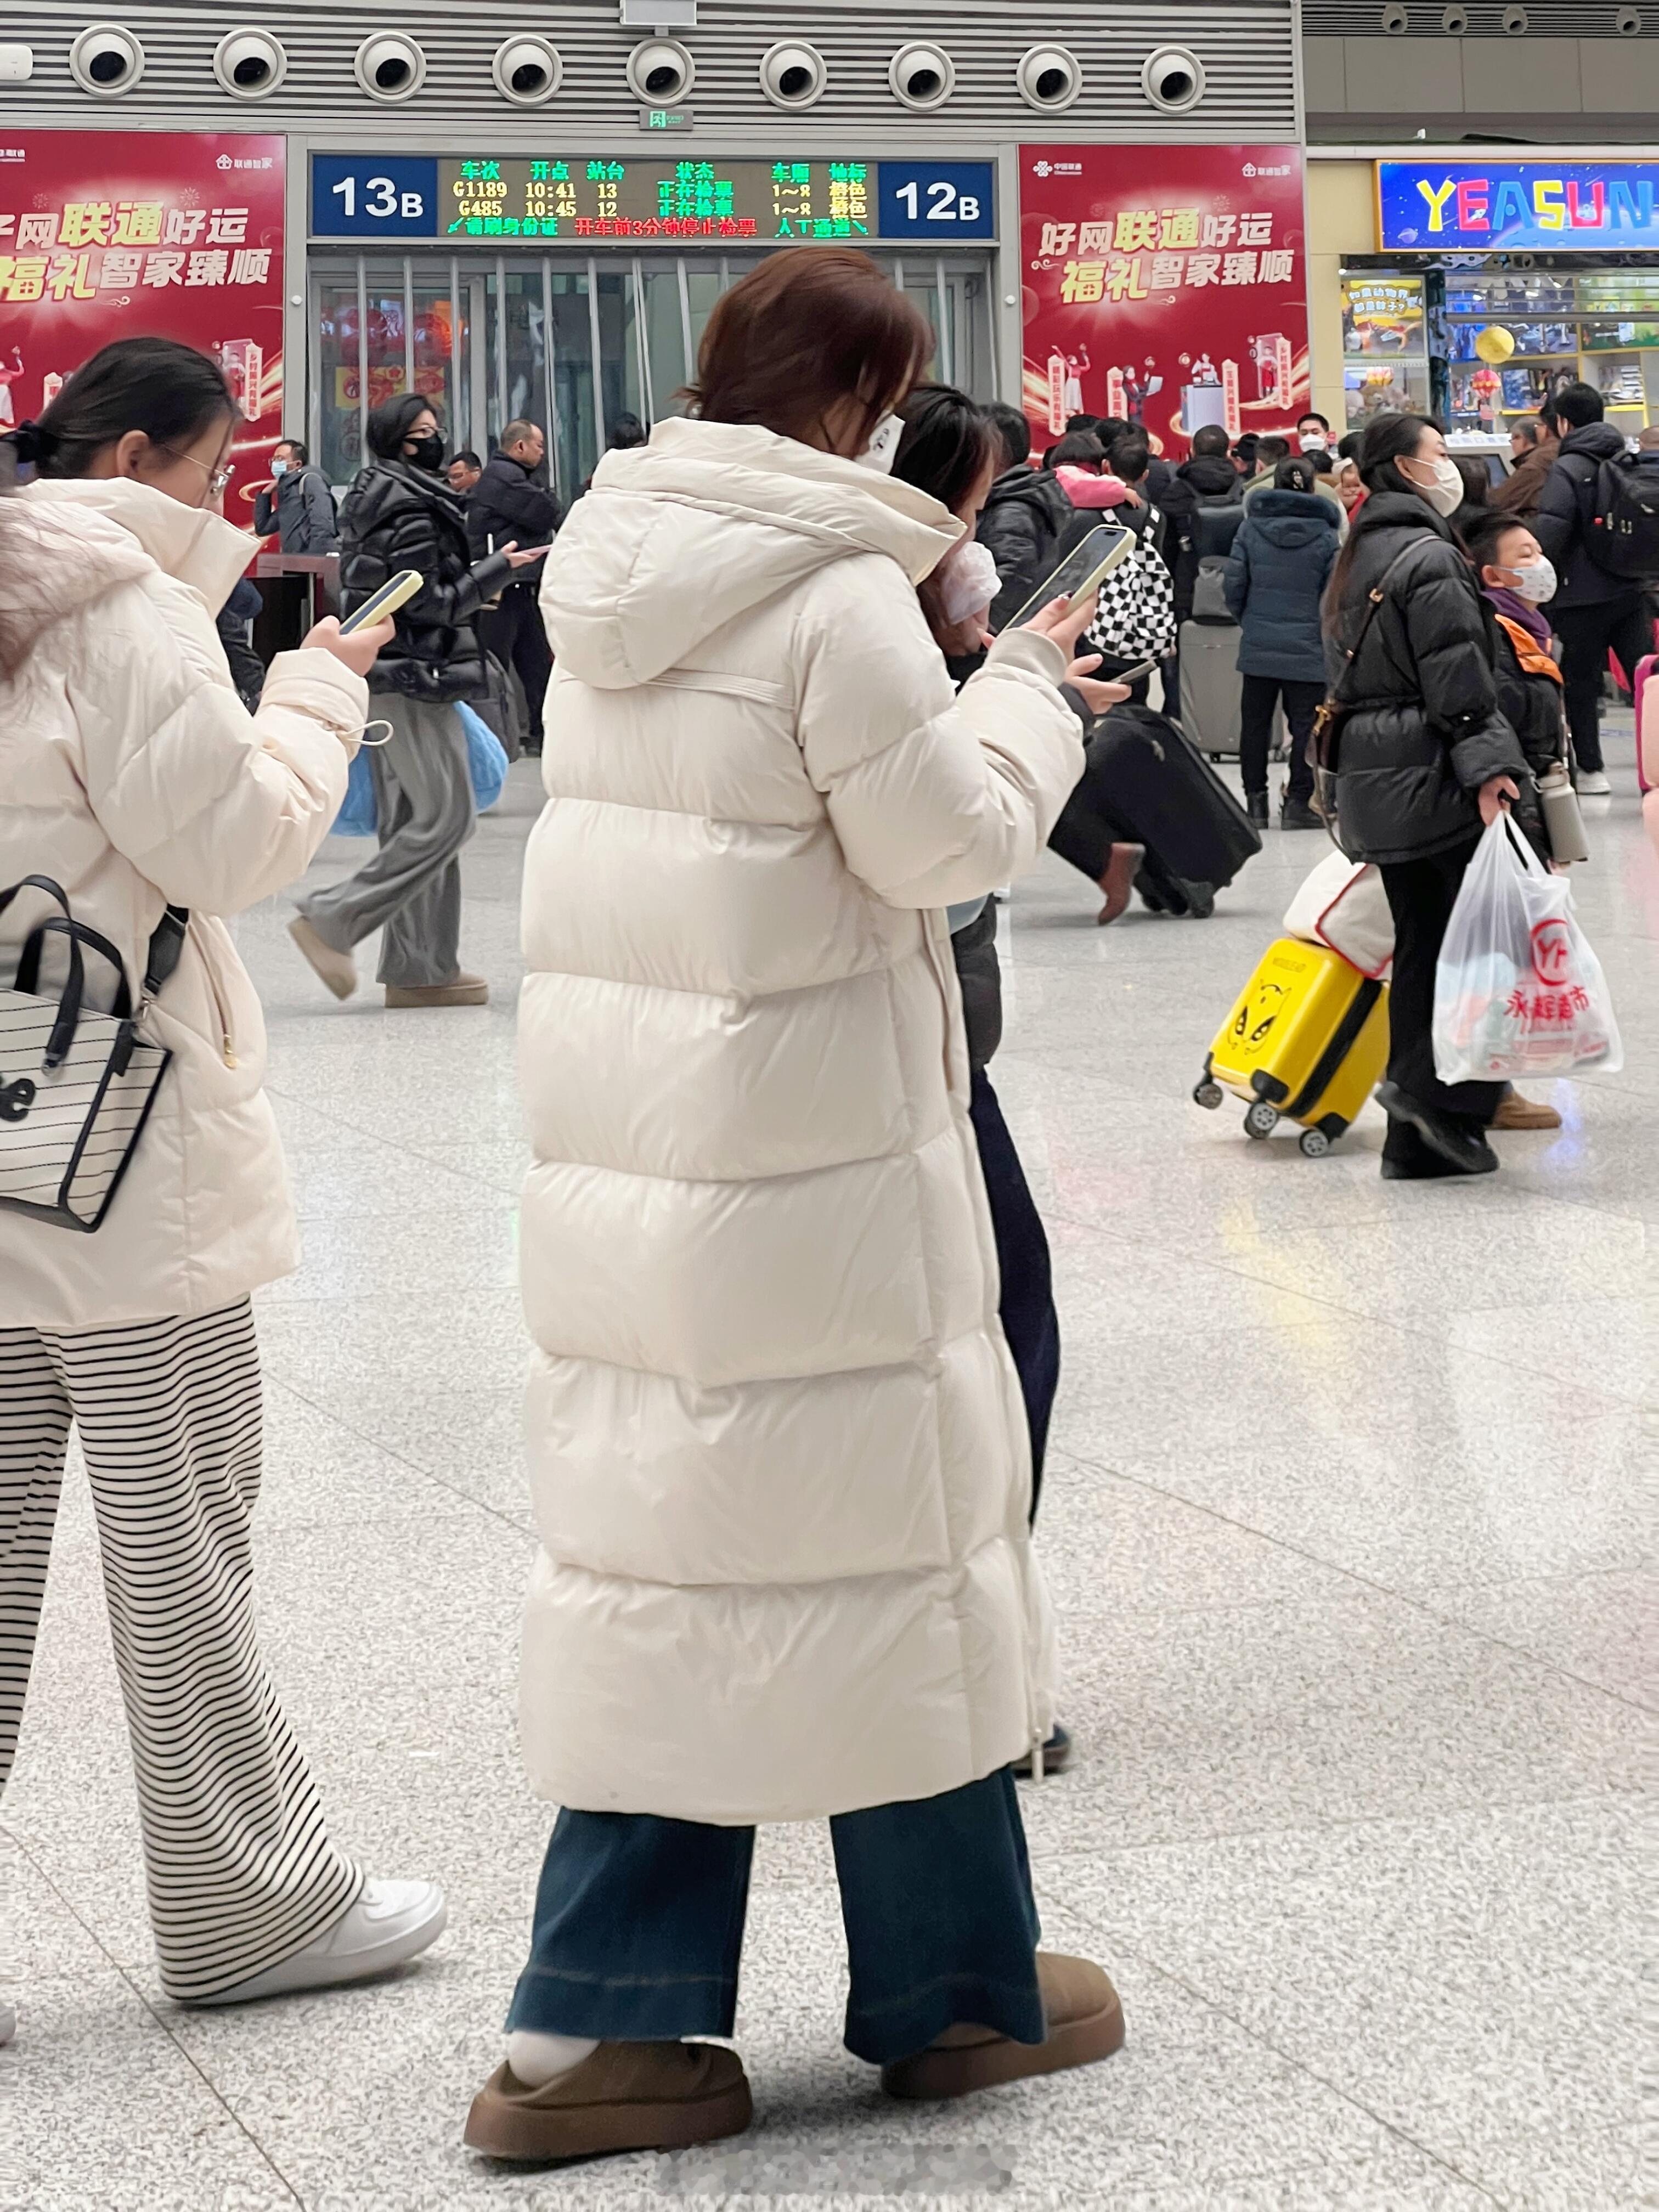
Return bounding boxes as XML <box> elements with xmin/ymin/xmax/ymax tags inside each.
<box><xmin>456</xmin><ymin>701</ymin><xmax>509</xmax><ymax>812</ymax></box>
<box><xmin>332</xmin><ymin>747</ymin><xmax>379</xmax><ymax>837</ymax></box>
<box><xmin>329</xmin><ymin>704</ymin><xmax>510</xmax><ymax>837</ymax></box>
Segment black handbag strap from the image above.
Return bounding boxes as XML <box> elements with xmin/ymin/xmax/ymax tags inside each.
<box><xmin>4</xmin><ymin>878</ymin><xmax>185</xmax><ymax>1063</ymax></box>
<box><xmin>13</xmin><ymin>915</ymin><xmax>133</xmax><ymax>1068</ymax></box>
<box><xmin>0</xmin><ymin>874</ymin><xmax>72</xmax><ymax>924</ymax></box>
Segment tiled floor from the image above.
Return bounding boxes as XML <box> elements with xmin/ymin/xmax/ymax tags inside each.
<box><xmin>5</xmin><ymin>724</ymin><xmax>1652</xmax><ymax>2211</ymax></box>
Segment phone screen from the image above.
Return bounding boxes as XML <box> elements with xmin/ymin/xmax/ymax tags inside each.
<box><xmin>1009</xmin><ymin>525</ymin><xmax>1135</xmax><ymax>630</ymax></box>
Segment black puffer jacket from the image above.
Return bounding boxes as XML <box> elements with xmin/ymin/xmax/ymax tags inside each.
<box><xmin>1325</xmin><ymin>492</ymin><xmax>1527</xmax><ymax>866</ymax></box>
<box><xmin>338</xmin><ymin>459</ymin><xmax>513</xmax><ymax>701</ymax></box>
<box><xmin>1531</xmin><ymin>422</ymin><xmax>1644</xmax><ymax>611</ymax></box>
<box><xmin>978</xmin><ymin>466</ymin><xmax>1074</xmax><ymax>630</ymax></box>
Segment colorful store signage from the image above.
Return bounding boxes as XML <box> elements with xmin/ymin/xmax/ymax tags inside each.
<box><xmin>1019</xmin><ymin>145</ymin><xmax>1310</xmax><ymax>458</ymax></box>
<box><xmin>0</xmin><ymin>132</ymin><xmax>286</xmax><ymax>527</ymax></box>
<box><xmin>311</xmin><ymin>155</ymin><xmax>994</xmax><ymax>243</ymax></box>
<box><xmin>1341</xmin><ymin>274</ymin><xmax>1426</xmax><ymax>356</ymax></box>
<box><xmin>1377</xmin><ymin>161</ymin><xmax>1659</xmax><ymax>253</ymax></box>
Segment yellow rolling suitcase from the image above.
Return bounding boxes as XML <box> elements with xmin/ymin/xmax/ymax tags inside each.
<box><xmin>1194</xmin><ymin>937</ymin><xmax>1390</xmax><ymax>1157</ymax></box>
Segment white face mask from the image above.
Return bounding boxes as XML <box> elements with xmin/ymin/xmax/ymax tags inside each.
<box><xmin>1504</xmin><ymin>556</ymin><xmax>1557</xmax><ymax>606</ymax></box>
<box><xmin>1299</xmin><ymin>432</ymin><xmax>1328</xmax><ymax>454</ymax></box>
<box><xmin>1401</xmin><ymin>452</ymin><xmax>1463</xmax><ymax>517</ymax></box>
<box><xmin>853</xmin><ymin>413</ymin><xmax>904</xmax><ymax>474</ymax></box>
<box><xmin>269</xmin><ymin>458</ymin><xmax>289</xmax><ymax>477</ymax></box>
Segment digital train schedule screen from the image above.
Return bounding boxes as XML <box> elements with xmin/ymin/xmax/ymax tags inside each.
<box><xmin>437</xmin><ymin>158</ymin><xmax>874</xmax><ymax>241</ymax></box>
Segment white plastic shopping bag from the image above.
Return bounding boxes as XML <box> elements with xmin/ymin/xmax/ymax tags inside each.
<box><xmin>1432</xmin><ymin>814</ymin><xmax>1622</xmax><ymax>1084</ymax></box>
<box><xmin>1283</xmin><ymin>851</ymin><xmax>1394</xmax><ymax>979</ymax></box>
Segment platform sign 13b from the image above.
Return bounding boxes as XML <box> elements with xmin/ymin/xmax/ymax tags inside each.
<box><xmin>311</xmin><ymin>155</ymin><xmax>438</xmax><ymax>237</ymax></box>
<box><xmin>877</xmin><ymin>162</ymin><xmax>995</xmax><ymax>240</ymax></box>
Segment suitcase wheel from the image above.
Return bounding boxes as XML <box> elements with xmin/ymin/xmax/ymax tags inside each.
<box><xmin>1244</xmin><ymin>1101</ymin><xmax>1279</xmax><ymax>1139</ymax></box>
<box><xmin>1193</xmin><ymin>1079</ymin><xmax>1224</xmax><ymax>1111</ymax></box>
<box><xmin>1298</xmin><ymin>1126</ymin><xmax>1333</xmax><ymax>1159</ymax></box>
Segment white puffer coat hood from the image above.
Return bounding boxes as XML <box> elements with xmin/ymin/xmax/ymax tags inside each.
<box><xmin>518</xmin><ymin>418</ymin><xmax>1085</xmax><ymax>1824</ymax></box>
<box><xmin>0</xmin><ymin>479</ymin><xmax>369</xmax><ymax>1329</ymax></box>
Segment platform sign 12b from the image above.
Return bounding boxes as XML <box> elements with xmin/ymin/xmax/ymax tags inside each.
<box><xmin>876</xmin><ymin>162</ymin><xmax>995</xmax><ymax>240</ymax></box>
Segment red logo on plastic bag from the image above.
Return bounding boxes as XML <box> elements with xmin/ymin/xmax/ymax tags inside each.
<box><xmin>1530</xmin><ymin>918</ymin><xmax>1572</xmax><ymax>986</ymax></box>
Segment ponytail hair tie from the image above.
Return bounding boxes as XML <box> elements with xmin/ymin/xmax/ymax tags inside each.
<box><xmin>8</xmin><ymin>420</ymin><xmax>53</xmax><ymax>467</ymax></box>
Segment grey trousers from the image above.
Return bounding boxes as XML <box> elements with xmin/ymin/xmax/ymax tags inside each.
<box><xmin>298</xmin><ymin>692</ymin><xmax>475</xmax><ymax>988</ymax></box>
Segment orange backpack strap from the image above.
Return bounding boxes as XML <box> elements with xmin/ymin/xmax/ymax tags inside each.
<box><xmin>1494</xmin><ymin>612</ymin><xmax>1562</xmax><ymax>686</ymax></box>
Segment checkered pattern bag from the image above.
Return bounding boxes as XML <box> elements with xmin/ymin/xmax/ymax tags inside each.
<box><xmin>1087</xmin><ymin>524</ymin><xmax>1178</xmax><ymax>664</ymax></box>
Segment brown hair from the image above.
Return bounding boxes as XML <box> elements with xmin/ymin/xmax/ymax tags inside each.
<box><xmin>686</xmin><ymin>247</ymin><xmax>933</xmax><ymax>451</ymax></box>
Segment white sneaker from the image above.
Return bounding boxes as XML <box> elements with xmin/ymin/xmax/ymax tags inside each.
<box><xmin>193</xmin><ymin>1879</ymin><xmax>447</xmax><ymax>2006</ymax></box>
<box><xmin>1577</xmin><ymin>769</ymin><xmax>1611</xmax><ymax>795</ymax></box>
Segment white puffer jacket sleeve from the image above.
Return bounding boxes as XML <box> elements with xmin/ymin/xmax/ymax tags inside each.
<box><xmin>64</xmin><ymin>579</ymin><xmax>368</xmax><ymax>918</ymax></box>
<box><xmin>795</xmin><ymin>567</ymin><xmax>1085</xmax><ymax>909</ymax></box>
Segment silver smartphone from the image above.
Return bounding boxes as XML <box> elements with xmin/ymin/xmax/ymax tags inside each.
<box><xmin>1008</xmin><ymin>524</ymin><xmax>1136</xmax><ymax>630</ymax></box>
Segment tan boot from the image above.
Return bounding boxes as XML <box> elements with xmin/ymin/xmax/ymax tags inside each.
<box><xmin>880</xmin><ymin>1954</ymin><xmax>1124</xmax><ymax>2101</ymax></box>
<box><xmin>384</xmin><ymin>971</ymin><xmax>489</xmax><ymax>1008</ymax></box>
<box><xmin>1491</xmin><ymin>1091</ymin><xmax>1562</xmax><ymax>1132</ymax></box>
<box><xmin>288</xmin><ymin>915</ymin><xmax>357</xmax><ymax>1001</ymax></box>
<box><xmin>463</xmin><ymin>2039</ymin><xmax>752</xmax><ymax>2163</ymax></box>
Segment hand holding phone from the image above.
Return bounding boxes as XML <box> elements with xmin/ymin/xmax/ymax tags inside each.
<box><xmin>303</xmin><ymin>614</ymin><xmax>395</xmax><ymax>680</ymax></box>
<box><xmin>1010</xmin><ymin>523</ymin><xmax>1136</xmax><ymax>631</ymax></box>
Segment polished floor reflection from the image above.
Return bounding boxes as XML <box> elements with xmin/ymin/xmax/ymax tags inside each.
<box><xmin>6</xmin><ymin>726</ymin><xmax>1651</xmax><ymax>2211</ymax></box>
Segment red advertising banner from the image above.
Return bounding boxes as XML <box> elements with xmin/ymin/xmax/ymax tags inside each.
<box><xmin>1019</xmin><ymin>145</ymin><xmax>1310</xmax><ymax>461</ymax></box>
<box><xmin>0</xmin><ymin>132</ymin><xmax>285</xmax><ymax>532</ymax></box>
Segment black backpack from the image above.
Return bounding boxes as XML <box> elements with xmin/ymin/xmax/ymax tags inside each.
<box><xmin>1585</xmin><ymin>453</ymin><xmax>1659</xmax><ymax>580</ymax></box>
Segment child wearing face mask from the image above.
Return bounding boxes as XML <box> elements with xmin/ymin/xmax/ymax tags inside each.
<box><xmin>1463</xmin><ymin>509</ymin><xmax>1568</xmax><ymax>845</ymax></box>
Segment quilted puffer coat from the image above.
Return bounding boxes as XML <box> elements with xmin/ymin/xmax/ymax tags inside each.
<box><xmin>518</xmin><ymin>417</ymin><xmax>1085</xmax><ymax>1825</ymax></box>
<box><xmin>337</xmin><ymin>458</ymin><xmax>512</xmax><ymax>701</ymax></box>
<box><xmin>1324</xmin><ymin>492</ymin><xmax>1527</xmax><ymax>866</ymax></box>
<box><xmin>0</xmin><ymin>478</ymin><xmax>369</xmax><ymax>1330</ymax></box>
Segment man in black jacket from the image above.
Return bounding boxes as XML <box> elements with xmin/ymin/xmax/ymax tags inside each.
<box><xmin>469</xmin><ymin>420</ymin><xmax>562</xmax><ymax>753</ymax></box>
<box><xmin>1531</xmin><ymin>382</ymin><xmax>1655</xmax><ymax>791</ymax></box>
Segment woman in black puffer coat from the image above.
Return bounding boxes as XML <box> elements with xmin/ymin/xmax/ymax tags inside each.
<box><xmin>290</xmin><ymin>394</ymin><xmax>541</xmax><ymax>1009</ymax></box>
<box><xmin>1324</xmin><ymin>411</ymin><xmax>1531</xmax><ymax>1181</ymax></box>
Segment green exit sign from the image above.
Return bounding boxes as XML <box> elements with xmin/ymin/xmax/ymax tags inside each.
<box><xmin>640</xmin><ymin>105</ymin><xmax>694</xmax><ymax>132</ymax></box>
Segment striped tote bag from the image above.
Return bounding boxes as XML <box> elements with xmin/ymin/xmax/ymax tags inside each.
<box><xmin>0</xmin><ymin>876</ymin><xmax>176</xmax><ymax>1233</ymax></box>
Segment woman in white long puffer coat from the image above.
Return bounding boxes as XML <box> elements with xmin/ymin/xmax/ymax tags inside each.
<box><xmin>469</xmin><ymin>249</ymin><xmax>1125</xmax><ymax>2165</ymax></box>
<box><xmin>0</xmin><ymin>337</ymin><xmax>444</xmax><ymax>2033</ymax></box>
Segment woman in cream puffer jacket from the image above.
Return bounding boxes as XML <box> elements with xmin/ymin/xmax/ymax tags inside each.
<box><xmin>0</xmin><ymin>473</ymin><xmax>369</xmax><ymax>1330</ymax></box>
<box><xmin>519</xmin><ymin>413</ymin><xmax>1080</xmax><ymax>1822</ymax></box>
<box><xmin>0</xmin><ymin>337</ymin><xmax>445</xmax><ymax>2021</ymax></box>
<box><xmin>472</xmin><ymin>255</ymin><xmax>1124</xmax><ymax>2167</ymax></box>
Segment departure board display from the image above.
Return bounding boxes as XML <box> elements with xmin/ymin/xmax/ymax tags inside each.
<box><xmin>436</xmin><ymin>157</ymin><xmax>873</xmax><ymax>241</ymax></box>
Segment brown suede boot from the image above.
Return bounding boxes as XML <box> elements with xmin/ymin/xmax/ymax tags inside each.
<box><xmin>1097</xmin><ymin>842</ymin><xmax>1145</xmax><ymax>926</ymax></box>
<box><xmin>1491</xmin><ymin>1091</ymin><xmax>1562</xmax><ymax>1132</ymax></box>
<box><xmin>880</xmin><ymin>1954</ymin><xmax>1124</xmax><ymax>2101</ymax></box>
<box><xmin>464</xmin><ymin>2039</ymin><xmax>752</xmax><ymax>2163</ymax></box>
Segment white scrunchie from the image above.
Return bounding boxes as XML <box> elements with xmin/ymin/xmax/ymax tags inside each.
<box><xmin>938</xmin><ymin>539</ymin><xmax>1000</xmax><ymax>627</ymax></box>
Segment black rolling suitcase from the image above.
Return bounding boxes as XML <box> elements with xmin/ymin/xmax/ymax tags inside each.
<box><xmin>1087</xmin><ymin>703</ymin><xmax>1261</xmax><ymax>902</ymax></box>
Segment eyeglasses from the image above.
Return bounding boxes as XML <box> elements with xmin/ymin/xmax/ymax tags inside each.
<box><xmin>156</xmin><ymin>444</ymin><xmax>236</xmax><ymax>498</ymax></box>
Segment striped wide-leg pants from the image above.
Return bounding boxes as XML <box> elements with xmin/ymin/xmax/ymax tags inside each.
<box><xmin>0</xmin><ymin>1299</ymin><xmax>362</xmax><ymax>2001</ymax></box>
